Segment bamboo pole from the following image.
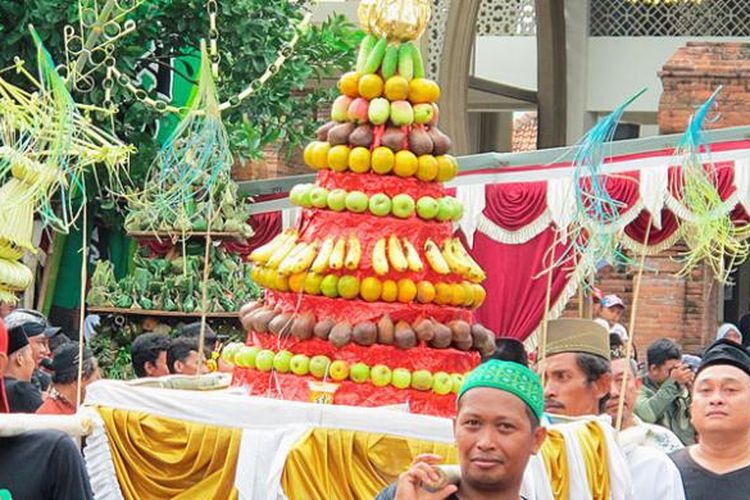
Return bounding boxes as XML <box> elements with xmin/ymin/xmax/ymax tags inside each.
<box><xmin>615</xmin><ymin>218</ymin><xmax>653</xmax><ymax>431</ymax></box>
<box><xmin>196</xmin><ymin>198</ymin><xmax>214</xmax><ymax>371</ymax></box>
<box><xmin>539</xmin><ymin>228</ymin><xmax>559</xmax><ymax>385</ymax></box>
<box><xmin>76</xmin><ymin>203</ymin><xmax>88</xmax><ymax>408</ymax></box>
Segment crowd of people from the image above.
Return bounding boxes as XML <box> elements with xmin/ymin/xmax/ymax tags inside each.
<box><xmin>2</xmin><ymin>296</ymin><xmax>750</xmax><ymax>499</ymax></box>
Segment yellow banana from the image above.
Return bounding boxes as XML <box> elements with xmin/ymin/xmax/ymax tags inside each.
<box><xmin>452</xmin><ymin>238</ymin><xmax>486</xmax><ymax>282</ymax></box>
<box><xmin>388</xmin><ymin>235</ymin><xmax>408</xmax><ymax>272</ymax></box>
<box><xmin>278</xmin><ymin>242</ymin><xmax>309</xmax><ymax>274</ymax></box>
<box><xmin>311</xmin><ymin>237</ymin><xmax>335</xmax><ymax>273</ymax></box>
<box><xmin>329</xmin><ymin>237</ymin><xmax>346</xmax><ymax>270</ymax></box>
<box><xmin>250</xmin><ymin>230</ymin><xmax>296</xmax><ymax>264</ymax></box>
<box><xmin>344</xmin><ymin>234</ymin><xmax>362</xmax><ymax>270</ymax></box>
<box><xmin>264</xmin><ymin>235</ymin><xmax>298</xmax><ymax>268</ymax></box>
<box><xmin>289</xmin><ymin>240</ymin><xmax>319</xmax><ymax>274</ymax></box>
<box><xmin>402</xmin><ymin>238</ymin><xmax>424</xmax><ymax>272</ymax></box>
<box><xmin>424</xmin><ymin>239</ymin><xmax>450</xmax><ymax>274</ymax></box>
<box><xmin>442</xmin><ymin>239</ymin><xmax>470</xmax><ymax>275</ymax></box>
<box><xmin>372</xmin><ymin>238</ymin><xmax>389</xmax><ymax>275</ymax></box>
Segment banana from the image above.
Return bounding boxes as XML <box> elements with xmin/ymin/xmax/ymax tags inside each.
<box><xmin>265</xmin><ymin>235</ymin><xmax>299</xmax><ymax>269</ymax></box>
<box><xmin>424</xmin><ymin>239</ymin><xmax>450</xmax><ymax>274</ymax></box>
<box><xmin>344</xmin><ymin>234</ymin><xmax>362</xmax><ymax>270</ymax></box>
<box><xmin>311</xmin><ymin>237</ymin><xmax>335</xmax><ymax>273</ymax></box>
<box><xmin>381</xmin><ymin>44</ymin><xmax>399</xmax><ymax>79</ymax></box>
<box><xmin>250</xmin><ymin>230</ymin><xmax>296</xmax><ymax>264</ymax></box>
<box><xmin>278</xmin><ymin>242</ymin><xmax>309</xmax><ymax>274</ymax></box>
<box><xmin>402</xmin><ymin>238</ymin><xmax>424</xmax><ymax>272</ymax></box>
<box><xmin>442</xmin><ymin>239</ymin><xmax>471</xmax><ymax>275</ymax></box>
<box><xmin>289</xmin><ymin>240</ymin><xmax>320</xmax><ymax>274</ymax></box>
<box><xmin>398</xmin><ymin>42</ymin><xmax>414</xmax><ymax>81</ymax></box>
<box><xmin>372</xmin><ymin>238</ymin><xmax>389</xmax><ymax>276</ymax></box>
<box><xmin>388</xmin><ymin>235</ymin><xmax>408</xmax><ymax>272</ymax></box>
<box><xmin>329</xmin><ymin>237</ymin><xmax>346</xmax><ymax>270</ymax></box>
<box><xmin>452</xmin><ymin>239</ymin><xmax>486</xmax><ymax>282</ymax></box>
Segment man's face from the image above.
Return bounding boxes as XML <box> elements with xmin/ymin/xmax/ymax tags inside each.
<box><xmin>599</xmin><ymin>306</ymin><xmax>624</xmax><ymax>323</ymax></box>
<box><xmin>175</xmin><ymin>350</ymin><xmax>205</xmax><ymax>375</ymax></box>
<box><xmin>27</xmin><ymin>334</ymin><xmax>50</xmax><ymax>367</ymax></box>
<box><xmin>648</xmin><ymin>358</ymin><xmax>680</xmax><ymax>385</ymax></box>
<box><xmin>13</xmin><ymin>345</ymin><xmax>35</xmax><ymax>380</ymax></box>
<box><xmin>691</xmin><ymin>365</ymin><xmax>750</xmax><ymax>436</ymax></box>
<box><xmin>540</xmin><ymin>352</ymin><xmax>610</xmax><ymax>417</ymax></box>
<box><xmin>605</xmin><ymin>358</ymin><xmax>640</xmax><ymax>425</ymax></box>
<box><xmin>454</xmin><ymin>388</ymin><xmax>546</xmax><ymax>492</ymax></box>
<box><xmin>0</xmin><ymin>302</ymin><xmax>14</xmax><ymax>318</ymax></box>
<box><xmin>724</xmin><ymin>331</ymin><xmax>742</xmax><ymax>344</ymax></box>
<box><xmin>145</xmin><ymin>350</ymin><xmax>170</xmax><ymax>377</ymax></box>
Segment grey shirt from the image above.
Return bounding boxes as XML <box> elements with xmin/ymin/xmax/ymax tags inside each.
<box><xmin>670</xmin><ymin>447</ymin><xmax>750</xmax><ymax>500</ymax></box>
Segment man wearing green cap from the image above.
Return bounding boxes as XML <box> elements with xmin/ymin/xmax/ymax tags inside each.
<box><xmin>375</xmin><ymin>360</ymin><xmax>547</xmax><ymax>500</ymax></box>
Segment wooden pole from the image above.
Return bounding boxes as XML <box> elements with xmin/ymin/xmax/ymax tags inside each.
<box><xmin>539</xmin><ymin>228</ymin><xmax>559</xmax><ymax>385</ymax></box>
<box><xmin>615</xmin><ymin>218</ymin><xmax>653</xmax><ymax>430</ymax></box>
<box><xmin>76</xmin><ymin>203</ymin><xmax>88</xmax><ymax>408</ymax></box>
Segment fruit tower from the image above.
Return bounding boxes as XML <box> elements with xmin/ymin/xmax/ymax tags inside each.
<box><xmin>232</xmin><ymin>0</ymin><xmax>494</xmax><ymax>416</ymax></box>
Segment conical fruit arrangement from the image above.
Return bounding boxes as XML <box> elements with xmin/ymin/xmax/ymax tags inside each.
<box><xmin>232</xmin><ymin>0</ymin><xmax>492</xmax><ymax>417</ymax></box>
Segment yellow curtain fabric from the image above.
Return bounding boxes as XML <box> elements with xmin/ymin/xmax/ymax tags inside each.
<box><xmin>540</xmin><ymin>429</ymin><xmax>569</xmax><ymax>500</ymax></box>
<box><xmin>281</xmin><ymin>428</ymin><xmax>458</xmax><ymax>500</ymax></box>
<box><xmin>98</xmin><ymin>407</ymin><xmax>241</xmax><ymax>500</ymax></box>
<box><xmin>578</xmin><ymin>421</ymin><xmax>610</xmax><ymax>500</ymax></box>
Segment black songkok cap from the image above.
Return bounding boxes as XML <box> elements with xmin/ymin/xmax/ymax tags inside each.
<box><xmin>7</xmin><ymin>326</ymin><xmax>29</xmax><ymax>356</ymax></box>
<box><xmin>698</xmin><ymin>339</ymin><xmax>750</xmax><ymax>379</ymax></box>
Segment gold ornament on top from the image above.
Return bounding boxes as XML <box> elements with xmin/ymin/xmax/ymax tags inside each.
<box><xmin>358</xmin><ymin>0</ymin><xmax>432</xmax><ymax>42</ymax></box>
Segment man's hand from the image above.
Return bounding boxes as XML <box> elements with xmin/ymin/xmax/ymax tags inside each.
<box><xmin>670</xmin><ymin>363</ymin><xmax>695</xmax><ymax>388</ymax></box>
<box><xmin>394</xmin><ymin>454</ymin><xmax>458</xmax><ymax>500</ymax></box>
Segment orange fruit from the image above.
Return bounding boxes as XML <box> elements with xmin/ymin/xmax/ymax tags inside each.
<box><xmin>358</xmin><ymin>74</ymin><xmax>384</xmax><ymax>100</ymax></box>
<box><xmin>348</xmin><ymin>146</ymin><xmax>371</xmax><ymax>173</ymax></box>
<box><xmin>409</xmin><ymin>78</ymin><xmax>441</xmax><ymax>104</ymax></box>
<box><xmin>288</xmin><ymin>272</ymin><xmax>307</xmax><ymax>293</ymax></box>
<box><xmin>371</xmin><ymin>147</ymin><xmax>395</xmax><ymax>175</ymax></box>
<box><xmin>434</xmin><ymin>282</ymin><xmax>452</xmax><ymax>305</ymax></box>
<box><xmin>311</xmin><ymin>142</ymin><xmax>331</xmax><ymax>170</ymax></box>
<box><xmin>381</xmin><ymin>279</ymin><xmax>398</xmax><ymax>302</ymax></box>
<box><xmin>303</xmin><ymin>142</ymin><xmax>317</xmax><ymax>168</ymax></box>
<box><xmin>472</xmin><ymin>283</ymin><xmax>487</xmax><ymax>308</ymax></box>
<box><xmin>338</xmin><ymin>71</ymin><xmax>360</xmax><ymax>98</ymax></box>
<box><xmin>416</xmin><ymin>281</ymin><xmax>436</xmax><ymax>304</ymax></box>
<box><xmin>328</xmin><ymin>145</ymin><xmax>351</xmax><ymax>172</ymax></box>
<box><xmin>461</xmin><ymin>282</ymin><xmax>475</xmax><ymax>307</ymax></box>
<box><xmin>360</xmin><ymin>276</ymin><xmax>383</xmax><ymax>302</ymax></box>
<box><xmin>397</xmin><ymin>278</ymin><xmax>417</xmax><ymax>303</ymax></box>
<box><xmin>394</xmin><ymin>150</ymin><xmax>418</xmax><ymax>178</ymax></box>
<box><xmin>436</xmin><ymin>155</ymin><xmax>458</xmax><ymax>181</ymax></box>
<box><xmin>450</xmin><ymin>283</ymin><xmax>466</xmax><ymax>306</ymax></box>
<box><xmin>274</xmin><ymin>272</ymin><xmax>290</xmax><ymax>292</ymax></box>
<box><xmin>416</xmin><ymin>154</ymin><xmax>439</xmax><ymax>182</ymax></box>
<box><xmin>384</xmin><ymin>76</ymin><xmax>409</xmax><ymax>101</ymax></box>
<box><xmin>303</xmin><ymin>273</ymin><xmax>323</xmax><ymax>295</ymax></box>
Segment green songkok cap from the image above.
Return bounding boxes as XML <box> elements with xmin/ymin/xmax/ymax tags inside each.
<box><xmin>458</xmin><ymin>360</ymin><xmax>544</xmax><ymax>419</ymax></box>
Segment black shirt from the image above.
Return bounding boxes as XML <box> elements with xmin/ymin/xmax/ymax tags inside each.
<box><xmin>0</xmin><ymin>430</ymin><xmax>94</xmax><ymax>500</ymax></box>
<box><xmin>376</xmin><ymin>483</ymin><xmax>459</xmax><ymax>500</ymax></box>
<box><xmin>670</xmin><ymin>447</ymin><xmax>750</xmax><ymax>500</ymax></box>
<box><xmin>31</xmin><ymin>368</ymin><xmax>51</xmax><ymax>392</ymax></box>
<box><xmin>3</xmin><ymin>376</ymin><xmax>43</xmax><ymax>413</ymax></box>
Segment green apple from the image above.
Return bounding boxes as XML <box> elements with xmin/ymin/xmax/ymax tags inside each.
<box><xmin>221</xmin><ymin>342</ymin><xmax>241</xmax><ymax>365</ymax></box>
<box><xmin>309</xmin><ymin>186</ymin><xmax>330</xmax><ymax>208</ymax></box>
<box><xmin>290</xmin><ymin>183</ymin><xmax>314</xmax><ymax>208</ymax></box>
<box><xmin>451</xmin><ymin>373</ymin><xmax>465</xmax><ymax>394</ymax></box>
<box><xmin>327</xmin><ymin>189</ymin><xmax>348</xmax><ymax>212</ymax></box>
<box><xmin>368</xmin><ymin>193</ymin><xmax>392</xmax><ymax>217</ymax></box>
<box><xmin>416</xmin><ymin>196</ymin><xmax>439</xmax><ymax>220</ymax></box>
<box><xmin>445</xmin><ymin>196</ymin><xmax>463</xmax><ymax>221</ymax></box>
<box><xmin>436</xmin><ymin>197</ymin><xmax>456</xmax><ymax>222</ymax></box>
<box><xmin>233</xmin><ymin>345</ymin><xmax>260</xmax><ymax>368</ymax></box>
<box><xmin>329</xmin><ymin>360</ymin><xmax>350</xmax><ymax>381</ymax></box>
<box><xmin>411</xmin><ymin>369</ymin><xmax>434</xmax><ymax>391</ymax></box>
<box><xmin>255</xmin><ymin>349</ymin><xmax>276</xmax><ymax>372</ymax></box>
<box><xmin>303</xmin><ymin>272</ymin><xmax>324</xmax><ymax>295</ymax></box>
<box><xmin>290</xmin><ymin>354</ymin><xmax>311</xmax><ymax>376</ymax></box>
<box><xmin>320</xmin><ymin>274</ymin><xmax>339</xmax><ymax>298</ymax></box>
<box><xmin>391</xmin><ymin>194</ymin><xmax>415</xmax><ymax>219</ymax></box>
<box><xmin>273</xmin><ymin>350</ymin><xmax>293</xmax><ymax>373</ymax></box>
<box><xmin>349</xmin><ymin>362</ymin><xmax>370</xmax><ymax>384</ymax></box>
<box><xmin>431</xmin><ymin>371</ymin><xmax>453</xmax><ymax>395</ymax></box>
<box><xmin>309</xmin><ymin>355</ymin><xmax>331</xmax><ymax>379</ymax></box>
<box><xmin>391</xmin><ymin>368</ymin><xmax>412</xmax><ymax>389</ymax></box>
<box><xmin>370</xmin><ymin>364</ymin><xmax>392</xmax><ymax>387</ymax></box>
<box><xmin>413</xmin><ymin>103</ymin><xmax>435</xmax><ymax>125</ymax></box>
<box><xmin>345</xmin><ymin>191</ymin><xmax>369</xmax><ymax>213</ymax></box>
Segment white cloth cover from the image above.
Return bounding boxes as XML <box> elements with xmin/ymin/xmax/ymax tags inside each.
<box><xmin>454</xmin><ymin>183</ymin><xmax>486</xmax><ymax>248</ymax></box>
<box><xmin>734</xmin><ymin>157</ymin><xmax>750</xmax><ymax>213</ymax></box>
<box><xmin>281</xmin><ymin>207</ymin><xmax>300</xmax><ymax>231</ymax></box>
<box><xmin>546</xmin><ymin>176</ymin><xmax>576</xmax><ymax>241</ymax></box>
<box><xmin>638</xmin><ymin>166</ymin><xmax>668</xmax><ymax>229</ymax></box>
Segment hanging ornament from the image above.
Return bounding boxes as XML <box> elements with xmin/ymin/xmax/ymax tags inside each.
<box><xmin>359</xmin><ymin>0</ymin><xmax>432</xmax><ymax>42</ymax></box>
